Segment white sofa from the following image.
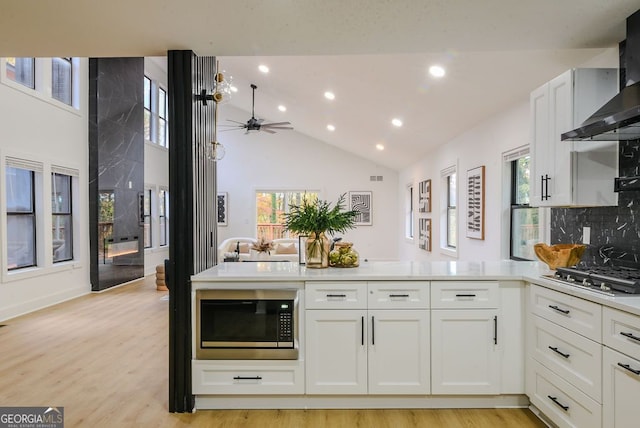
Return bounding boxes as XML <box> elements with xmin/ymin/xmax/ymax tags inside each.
<box><xmin>217</xmin><ymin>237</ymin><xmax>299</xmax><ymax>263</ymax></box>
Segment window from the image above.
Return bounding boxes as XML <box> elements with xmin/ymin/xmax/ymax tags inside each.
<box><xmin>6</xmin><ymin>166</ymin><xmax>36</xmax><ymax>269</ymax></box>
<box><xmin>256</xmin><ymin>191</ymin><xmax>319</xmax><ymax>240</ymax></box>
<box><xmin>158</xmin><ymin>189</ymin><xmax>168</xmax><ymax>247</ymax></box>
<box><xmin>6</xmin><ymin>57</ymin><xmax>35</xmax><ymax>88</ymax></box>
<box><xmin>510</xmin><ymin>156</ymin><xmax>539</xmax><ymax>260</ymax></box>
<box><xmin>446</xmin><ymin>172</ymin><xmax>457</xmax><ymax>249</ymax></box>
<box><xmin>144</xmin><ymin>76</ymin><xmax>152</xmax><ymax>142</ymax></box>
<box><xmin>405</xmin><ymin>184</ymin><xmax>414</xmax><ymax>239</ymax></box>
<box><xmin>158</xmin><ymin>87</ymin><xmax>168</xmax><ymax>147</ymax></box>
<box><xmin>144</xmin><ymin>76</ymin><xmax>169</xmax><ymax>148</ymax></box>
<box><xmin>52</xmin><ymin>173</ymin><xmax>73</xmax><ymax>262</ymax></box>
<box><xmin>143</xmin><ymin>189</ymin><xmax>152</xmax><ymax>248</ymax></box>
<box><xmin>52</xmin><ymin>57</ymin><xmax>72</xmax><ymax>105</ymax></box>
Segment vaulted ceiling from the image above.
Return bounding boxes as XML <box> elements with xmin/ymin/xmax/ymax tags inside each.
<box><xmin>2</xmin><ymin>1</ymin><xmax>639</xmax><ymax>169</ymax></box>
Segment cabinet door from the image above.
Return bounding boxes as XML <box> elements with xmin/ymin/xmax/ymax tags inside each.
<box><xmin>603</xmin><ymin>347</ymin><xmax>640</xmax><ymax>428</ymax></box>
<box><xmin>367</xmin><ymin>310</ymin><xmax>430</xmax><ymax>394</ymax></box>
<box><xmin>305</xmin><ymin>309</ymin><xmax>367</xmax><ymax>394</ymax></box>
<box><xmin>546</xmin><ymin>70</ymin><xmax>574</xmax><ymax>206</ymax></box>
<box><xmin>431</xmin><ymin>309</ymin><xmax>500</xmax><ymax>394</ymax></box>
<box><xmin>530</xmin><ymin>82</ymin><xmax>550</xmax><ymax>206</ymax></box>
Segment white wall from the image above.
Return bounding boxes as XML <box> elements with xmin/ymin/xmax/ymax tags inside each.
<box><xmin>398</xmin><ymin>101</ymin><xmax>530</xmax><ymax>262</ymax></box>
<box><xmin>0</xmin><ymin>58</ymin><xmax>91</xmax><ymax>321</ymax></box>
<box><xmin>216</xmin><ymin>104</ymin><xmax>399</xmax><ymax>261</ymax></box>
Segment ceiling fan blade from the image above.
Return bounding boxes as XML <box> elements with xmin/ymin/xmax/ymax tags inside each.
<box><xmin>261</xmin><ymin>128</ymin><xmax>277</xmax><ymax>134</ymax></box>
<box><xmin>226</xmin><ymin>119</ymin><xmax>246</xmax><ymax>125</ymax></box>
<box><xmin>219</xmin><ymin>128</ymin><xmax>243</xmax><ymax>133</ymax></box>
<box><xmin>263</xmin><ymin>126</ymin><xmax>294</xmax><ymax>130</ymax></box>
<box><xmin>262</xmin><ymin>121</ymin><xmax>291</xmax><ymax>126</ymax></box>
<box><xmin>218</xmin><ymin>124</ymin><xmax>246</xmax><ymax>127</ymax></box>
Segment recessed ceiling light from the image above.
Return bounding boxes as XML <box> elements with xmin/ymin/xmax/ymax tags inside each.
<box><xmin>230</xmin><ymin>85</ymin><xmax>238</xmax><ymax>93</ymax></box>
<box><xmin>376</xmin><ymin>144</ymin><xmax>385</xmax><ymax>151</ymax></box>
<box><xmin>278</xmin><ymin>105</ymin><xmax>287</xmax><ymax>112</ymax></box>
<box><xmin>429</xmin><ymin>65</ymin><xmax>446</xmax><ymax>78</ymax></box>
<box><xmin>258</xmin><ymin>64</ymin><xmax>269</xmax><ymax>73</ymax></box>
<box><xmin>391</xmin><ymin>118</ymin><xmax>403</xmax><ymax>127</ymax></box>
<box><xmin>324</xmin><ymin>91</ymin><xmax>335</xmax><ymax>100</ymax></box>
<box><xmin>327</xmin><ymin>124</ymin><xmax>335</xmax><ymax>131</ymax></box>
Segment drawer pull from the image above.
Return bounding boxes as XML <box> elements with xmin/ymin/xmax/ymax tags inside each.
<box><xmin>233</xmin><ymin>376</ymin><xmax>262</xmax><ymax>380</ymax></box>
<box><xmin>548</xmin><ymin>305</ymin><xmax>570</xmax><ymax>315</ymax></box>
<box><xmin>547</xmin><ymin>395</ymin><xmax>569</xmax><ymax>412</ymax></box>
<box><xmin>389</xmin><ymin>294</ymin><xmax>410</xmax><ymax>298</ymax></box>
<box><xmin>548</xmin><ymin>346</ymin><xmax>570</xmax><ymax>359</ymax></box>
<box><xmin>620</xmin><ymin>331</ymin><xmax>640</xmax><ymax>343</ymax></box>
<box><xmin>326</xmin><ymin>294</ymin><xmax>347</xmax><ymax>298</ymax></box>
<box><xmin>455</xmin><ymin>294</ymin><xmax>476</xmax><ymax>298</ymax></box>
<box><xmin>618</xmin><ymin>363</ymin><xmax>640</xmax><ymax>376</ymax></box>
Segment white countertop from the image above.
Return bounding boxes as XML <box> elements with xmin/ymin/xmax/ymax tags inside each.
<box><xmin>191</xmin><ymin>260</ymin><xmax>640</xmax><ymax>317</ymax></box>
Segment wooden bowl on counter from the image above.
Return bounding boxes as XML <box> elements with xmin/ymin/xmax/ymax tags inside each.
<box><xmin>534</xmin><ymin>243</ymin><xmax>586</xmax><ymax>270</ymax></box>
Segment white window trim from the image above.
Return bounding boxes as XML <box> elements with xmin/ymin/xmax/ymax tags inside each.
<box><xmin>439</xmin><ymin>163</ymin><xmax>458</xmax><ymax>259</ymax></box>
<box><xmin>0</xmin><ymin>57</ymin><xmax>81</xmax><ymax>115</ymax></box>
<box><xmin>405</xmin><ymin>182</ymin><xmax>414</xmax><ymax>242</ymax></box>
<box><xmin>1</xmin><ymin>151</ymin><xmax>82</xmax><ymax>283</ymax></box>
<box><xmin>144</xmin><ymin>75</ymin><xmax>169</xmax><ymax>149</ymax></box>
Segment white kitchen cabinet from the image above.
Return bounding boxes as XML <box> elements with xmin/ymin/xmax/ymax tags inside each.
<box><xmin>367</xmin><ymin>309</ymin><xmax>430</xmax><ymax>394</ymax></box>
<box><xmin>530</xmin><ymin>68</ymin><xmax>618</xmax><ymax>207</ymax></box>
<box><xmin>431</xmin><ymin>309</ymin><xmax>500</xmax><ymax>394</ymax></box>
<box><xmin>305</xmin><ymin>309</ymin><xmax>368</xmax><ymax>394</ymax></box>
<box><xmin>603</xmin><ymin>347</ymin><xmax>640</xmax><ymax>428</ymax></box>
<box><xmin>305</xmin><ymin>281</ymin><xmax>430</xmax><ymax>395</ymax></box>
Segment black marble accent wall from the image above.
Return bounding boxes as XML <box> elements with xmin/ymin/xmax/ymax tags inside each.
<box><xmin>550</xmin><ymin>139</ymin><xmax>640</xmax><ymax>265</ymax></box>
<box><xmin>89</xmin><ymin>57</ymin><xmax>145</xmax><ymax>291</ymax></box>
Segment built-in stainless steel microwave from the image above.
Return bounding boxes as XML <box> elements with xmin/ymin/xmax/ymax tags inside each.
<box><xmin>195</xmin><ymin>289</ymin><xmax>299</xmax><ymax>360</ymax></box>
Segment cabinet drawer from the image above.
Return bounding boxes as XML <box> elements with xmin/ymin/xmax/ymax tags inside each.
<box><xmin>367</xmin><ymin>281</ymin><xmax>429</xmax><ymax>309</ymax></box>
<box><xmin>305</xmin><ymin>281</ymin><xmax>367</xmax><ymax>309</ymax></box>
<box><xmin>529</xmin><ymin>358</ymin><xmax>602</xmax><ymax>428</ymax></box>
<box><xmin>530</xmin><ymin>285</ymin><xmax>602</xmax><ymax>342</ymax></box>
<box><xmin>531</xmin><ymin>314</ymin><xmax>602</xmax><ymax>402</ymax></box>
<box><xmin>192</xmin><ymin>360</ymin><xmax>304</xmax><ymax>395</ymax></box>
<box><xmin>430</xmin><ymin>281</ymin><xmax>499</xmax><ymax>309</ymax></box>
<box><xmin>603</xmin><ymin>347</ymin><xmax>640</xmax><ymax>428</ymax></box>
<box><xmin>603</xmin><ymin>307</ymin><xmax>640</xmax><ymax>361</ymax></box>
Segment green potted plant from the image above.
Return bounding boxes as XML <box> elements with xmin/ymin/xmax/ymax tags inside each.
<box><xmin>283</xmin><ymin>193</ymin><xmax>357</xmax><ymax>268</ymax></box>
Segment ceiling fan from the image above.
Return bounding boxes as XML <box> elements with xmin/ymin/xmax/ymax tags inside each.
<box><xmin>219</xmin><ymin>84</ymin><xmax>293</xmax><ymax>134</ymax></box>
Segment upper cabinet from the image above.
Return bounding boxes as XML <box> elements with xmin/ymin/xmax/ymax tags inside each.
<box><xmin>530</xmin><ymin>68</ymin><xmax>619</xmax><ymax>207</ymax></box>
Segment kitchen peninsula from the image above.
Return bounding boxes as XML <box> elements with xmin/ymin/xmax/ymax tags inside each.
<box><xmin>191</xmin><ymin>261</ymin><xmax>640</xmax><ymax>427</ymax></box>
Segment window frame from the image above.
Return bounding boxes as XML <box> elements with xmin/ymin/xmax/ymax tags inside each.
<box><xmin>439</xmin><ymin>164</ymin><xmax>458</xmax><ymax>258</ymax></box>
<box><xmin>52</xmin><ymin>57</ymin><xmax>73</xmax><ymax>106</ymax></box>
<box><xmin>5</xmin><ymin>57</ymin><xmax>35</xmax><ymax>89</ymax></box>
<box><xmin>158</xmin><ymin>188</ymin><xmax>168</xmax><ymax>247</ymax></box>
<box><xmin>144</xmin><ymin>75</ymin><xmax>169</xmax><ymax>148</ymax></box>
<box><xmin>6</xmin><ymin>167</ymin><xmax>37</xmax><ymax>270</ymax></box>
<box><xmin>509</xmin><ymin>155</ymin><xmax>539</xmax><ymax>261</ymax></box>
<box><xmin>143</xmin><ymin>188</ymin><xmax>152</xmax><ymax>249</ymax></box>
<box><xmin>51</xmin><ymin>172</ymin><xmax>73</xmax><ymax>263</ymax></box>
<box><xmin>405</xmin><ymin>184</ymin><xmax>414</xmax><ymax>240</ymax></box>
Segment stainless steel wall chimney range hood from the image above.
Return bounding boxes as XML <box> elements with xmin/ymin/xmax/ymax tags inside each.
<box><xmin>562</xmin><ymin>9</ymin><xmax>640</xmax><ymax>142</ymax></box>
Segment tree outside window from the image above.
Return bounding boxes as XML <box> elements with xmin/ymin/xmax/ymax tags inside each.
<box><xmin>256</xmin><ymin>191</ymin><xmax>318</xmax><ymax>240</ymax></box>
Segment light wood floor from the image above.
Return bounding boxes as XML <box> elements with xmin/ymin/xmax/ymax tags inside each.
<box><xmin>0</xmin><ymin>277</ymin><xmax>546</xmax><ymax>427</ymax></box>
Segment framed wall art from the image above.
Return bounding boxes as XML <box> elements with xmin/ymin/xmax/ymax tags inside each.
<box><xmin>419</xmin><ymin>218</ymin><xmax>431</xmax><ymax>251</ymax></box>
<box><xmin>217</xmin><ymin>192</ymin><xmax>228</xmax><ymax>226</ymax></box>
<box><xmin>466</xmin><ymin>166</ymin><xmax>485</xmax><ymax>240</ymax></box>
<box><xmin>418</xmin><ymin>179</ymin><xmax>431</xmax><ymax>213</ymax></box>
<box><xmin>349</xmin><ymin>191</ymin><xmax>372</xmax><ymax>226</ymax></box>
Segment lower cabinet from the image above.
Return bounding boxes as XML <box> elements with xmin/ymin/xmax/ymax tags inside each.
<box><xmin>305</xmin><ymin>309</ymin><xmax>430</xmax><ymax>395</ymax></box>
<box><xmin>431</xmin><ymin>309</ymin><xmax>500</xmax><ymax>394</ymax></box>
<box><xmin>603</xmin><ymin>347</ymin><xmax>640</xmax><ymax>428</ymax></box>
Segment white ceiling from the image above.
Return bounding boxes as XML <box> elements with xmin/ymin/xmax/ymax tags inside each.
<box><xmin>2</xmin><ymin>0</ymin><xmax>639</xmax><ymax>169</ymax></box>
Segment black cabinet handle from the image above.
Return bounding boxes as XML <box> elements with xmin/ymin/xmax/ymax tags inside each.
<box><xmin>547</xmin><ymin>395</ymin><xmax>569</xmax><ymax>411</ymax></box>
<box><xmin>540</xmin><ymin>175</ymin><xmax>545</xmax><ymax>201</ymax></box>
<box><xmin>326</xmin><ymin>294</ymin><xmax>347</xmax><ymax>298</ymax></box>
<box><xmin>493</xmin><ymin>316</ymin><xmax>498</xmax><ymax>345</ymax></box>
<box><xmin>389</xmin><ymin>294</ymin><xmax>410</xmax><ymax>298</ymax></box>
<box><xmin>548</xmin><ymin>346</ymin><xmax>570</xmax><ymax>359</ymax></box>
<box><xmin>233</xmin><ymin>376</ymin><xmax>262</xmax><ymax>380</ymax></box>
<box><xmin>620</xmin><ymin>331</ymin><xmax>640</xmax><ymax>343</ymax></box>
<box><xmin>618</xmin><ymin>363</ymin><xmax>640</xmax><ymax>375</ymax></box>
<box><xmin>548</xmin><ymin>305</ymin><xmax>570</xmax><ymax>315</ymax></box>
<box><xmin>456</xmin><ymin>294</ymin><xmax>476</xmax><ymax>298</ymax></box>
<box><xmin>371</xmin><ymin>316</ymin><xmax>375</xmax><ymax>345</ymax></box>
<box><xmin>361</xmin><ymin>316</ymin><xmax>364</xmax><ymax>346</ymax></box>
